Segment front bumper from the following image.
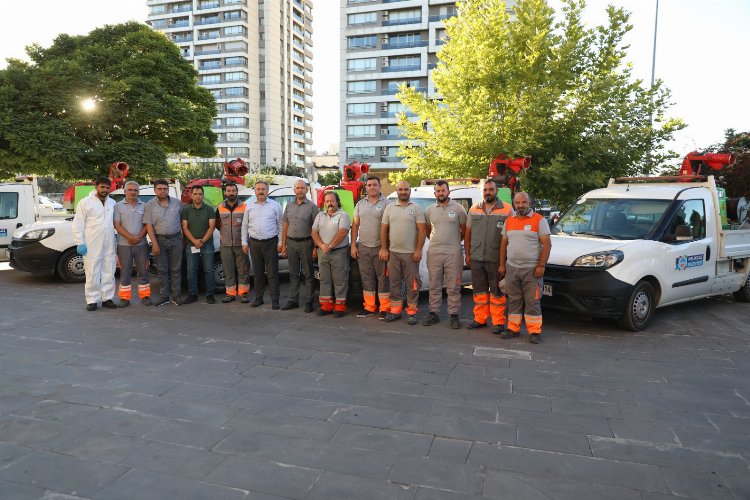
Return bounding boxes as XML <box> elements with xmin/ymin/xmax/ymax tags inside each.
<box><xmin>542</xmin><ymin>264</ymin><xmax>633</xmax><ymax>318</ymax></box>
<box><xmin>8</xmin><ymin>239</ymin><xmax>60</xmax><ymax>275</ymax></box>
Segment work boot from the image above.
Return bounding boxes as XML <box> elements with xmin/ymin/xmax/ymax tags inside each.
<box><xmin>449</xmin><ymin>315</ymin><xmax>461</xmax><ymax>330</ymax></box>
<box><xmin>383</xmin><ymin>312</ymin><xmax>401</xmax><ymax>322</ymax></box>
<box><xmin>334</xmin><ymin>311</ymin><xmax>345</xmax><ymax>318</ymax></box>
<box><xmin>356</xmin><ymin>309</ymin><xmax>374</xmax><ymax>318</ymax></box>
<box><xmin>422</xmin><ymin>312</ymin><xmax>440</xmax><ymax>326</ymax></box>
<box><xmin>529</xmin><ymin>333</ymin><xmax>541</xmax><ymax>344</ymax></box>
<box><xmin>492</xmin><ymin>324</ymin><xmax>506</xmax><ymax>335</ymax></box>
<box><xmin>183</xmin><ymin>295</ymin><xmax>198</xmax><ymax>305</ymax></box>
<box><xmin>206</xmin><ymin>295</ymin><xmax>216</xmax><ymax>304</ymax></box>
<box><xmin>304</xmin><ymin>302</ymin><xmax>315</xmax><ymax>313</ymax></box>
<box><xmin>86</xmin><ymin>303</ymin><xmax>97</xmax><ymax>311</ymax></box>
<box><xmin>240</xmin><ymin>294</ymin><xmax>250</xmax><ymax>303</ymax></box>
<box><xmin>222</xmin><ymin>295</ymin><xmax>235</xmax><ymax>303</ymax></box>
<box><xmin>500</xmin><ymin>330</ymin><xmax>520</xmax><ymax>339</ymax></box>
<box><xmin>379</xmin><ymin>311</ymin><xmax>388</xmax><ymax>320</ymax></box>
<box><xmin>281</xmin><ymin>301</ymin><xmax>299</xmax><ymax>311</ymax></box>
<box><xmin>141</xmin><ymin>297</ymin><xmax>152</xmax><ymax>306</ymax></box>
<box><xmin>318</xmin><ymin>308</ymin><xmax>331</xmax><ymax>316</ymax></box>
<box><xmin>154</xmin><ymin>296</ymin><xmax>170</xmax><ymax>307</ymax></box>
<box><xmin>466</xmin><ymin>320</ymin><xmax>486</xmax><ymax>330</ymax></box>
<box><xmin>250</xmin><ymin>299</ymin><xmax>264</xmax><ymax>307</ymax></box>
<box><xmin>117</xmin><ymin>299</ymin><xmax>130</xmax><ymax>308</ymax></box>
<box><xmin>407</xmin><ymin>315</ymin><xmax>418</xmax><ymax>325</ymax></box>
<box><xmin>101</xmin><ymin>300</ymin><xmax>117</xmax><ymax>309</ymax></box>
<box><xmin>171</xmin><ymin>296</ymin><xmax>184</xmax><ymax>306</ymax></box>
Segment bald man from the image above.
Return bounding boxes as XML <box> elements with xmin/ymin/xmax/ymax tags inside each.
<box><xmin>499</xmin><ymin>192</ymin><xmax>552</xmax><ymax>344</ymax></box>
<box><xmin>380</xmin><ymin>181</ymin><xmax>427</xmax><ymax>325</ymax></box>
<box><xmin>281</xmin><ymin>180</ymin><xmax>318</xmax><ymax>312</ymax></box>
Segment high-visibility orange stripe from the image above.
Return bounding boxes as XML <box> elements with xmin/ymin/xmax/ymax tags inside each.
<box><xmin>118</xmin><ymin>284</ymin><xmax>132</xmax><ymax>301</ymax></box>
<box><xmin>378</xmin><ymin>294</ymin><xmax>390</xmax><ymax>313</ymax></box>
<box><xmin>412</xmin><ymin>278</ymin><xmax>418</xmax><ymax>291</ymax></box>
<box><xmin>238</xmin><ymin>284</ymin><xmax>250</xmax><ymax>294</ymax></box>
<box><xmin>406</xmin><ymin>303</ymin><xmax>417</xmax><ymax>316</ymax></box>
<box><xmin>137</xmin><ymin>284</ymin><xmax>150</xmax><ymax>299</ymax></box>
<box><xmin>390</xmin><ymin>305</ymin><xmax>403</xmax><ymax>314</ymax></box>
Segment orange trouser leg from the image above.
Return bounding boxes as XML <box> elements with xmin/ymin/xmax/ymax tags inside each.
<box><xmin>118</xmin><ymin>284</ymin><xmax>132</xmax><ymax>301</ymax></box>
<box><xmin>507</xmin><ymin>314</ymin><xmax>523</xmax><ymax>333</ymax></box>
<box><xmin>378</xmin><ymin>293</ymin><xmax>390</xmax><ymax>313</ymax></box>
<box><xmin>334</xmin><ymin>299</ymin><xmax>346</xmax><ymax>312</ymax></box>
<box><xmin>472</xmin><ymin>292</ymin><xmax>489</xmax><ymax>325</ymax></box>
<box><xmin>363</xmin><ymin>291</ymin><xmax>377</xmax><ymax>312</ymax></box>
<box><xmin>525</xmin><ymin>315</ymin><xmax>543</xmax><ymax>334</ymax></box>
<box><xmin>319</xmin><ymin>296</ymin><xmax>334</xmax><ymax>311</ymax></box>
<box><xmin>137</xmin><ymin>284</ymin><xmax>150</xmax><ymax>299</ymax></box>
<box><xmin>237</xmin><ymin>284</ymin><xmax>250</xmax><ymax>295</ymax></box>
<box><xmin>489</xmin><ymin>294</ymin><xmax>506</xmax><ymax>327</ymax></box>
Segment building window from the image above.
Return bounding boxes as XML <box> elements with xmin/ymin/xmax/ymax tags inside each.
<box><xmin>225</xmin><ymin>56</ymin><xmax>247</xmax><ymax>66</ymax></box>
<box><xmin>225</xmin><ymin>117</ymin><xmax>248</xmax><ymax>127</ymax></box>
<box><xmin>347</xmin><ymin>125</ymin><xmax>377</xmax><ymax>138</ymax></box>
<box><xmin>150</xmin><ymin>19</ymin><xmax>167</xmax><ymax>28</ymax></box>
<box><xmin>348</xmin><ymin>12</ymin><xmax>377</xmax><ymax>26</ymax></box>
<box><xmin>149</xmin><ymin>4</ymin><xmax>165</xmax><ymax>13</ymax></box>
<box><xmin>347</xmin><ymin>147</ymin><xmax>376</xmax><ymax>159</ymax></box>
<box><xmin>225</xmin><ymin>87</ymin><xmax>246</xmax><ymax>96</ymax></box>
<box><xmin>225</xmin><ymin>132</ymin><xmax>249</xmax><ymax>142</ymax></box>
<box><xmin>347</xmin><ymin>103</ymin><xmax>376</xmax><ymax>116</ymax></box>
<box><xmin>347</xmin><ymin>80</ymin><xmax>376</xmax><ymax>94</ymax></box>
<box><xmin>200</xmin><ymin>74</ymin><xmax>221</xmax><ymax>84</ymax></box>
<box><xmin>228</xmin><ymin>147</ymin><xmax>249</xmax><ymax>156</ymax></box>
<box><xmin>224</xmin><ymin>25</ymin><xmax>246</xmax><ymax>36</ymax></box>
<box><xmin>225</xmin><ymin>102</ymin><xmax>248</xmax><ymax>111</ymax></box>
<box><xmin>348</xmin><ymin>35</ymin><xmax>377</xmax><ymax>49</ymax></box>
<box><xmin>387</xmin><ymin>8</ymin><xmax>421</xmax><ymax>23</ymax></box>
<box><xmin>389</xmin><ymin>55</ymin><xmax>420</xmax><ymax>68</ymax></box>
<box><xmin>224</xmin><ymin>41</ymin><xmax>247</xmax><ymax>51</ymax></box>
<box><xmin>347</xmin><ymin>58</ymin><xmax>376</xmax><ymax>72</ymax></box>
<box><xmin>225</xmin><ymin>71</ymin><xmax>247</xmax><ymax>81</ymax></box>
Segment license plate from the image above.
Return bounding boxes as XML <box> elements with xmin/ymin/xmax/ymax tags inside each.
<box><xmin>542</xmin><ymin>284</ymin><xmax>553</xmax><ymax>296</ymax></box>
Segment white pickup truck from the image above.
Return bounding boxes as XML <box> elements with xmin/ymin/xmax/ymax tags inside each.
<box><xmin>542</xmin><ymin>176</ymin><xmax>750</xmax><ymax>330</ymax></box>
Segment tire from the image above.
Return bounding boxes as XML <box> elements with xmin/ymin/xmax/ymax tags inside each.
<box><xmin>56</xmin><ymin>248</ymin><xmax>86</xmax><ymax>283</ymax></box>
<box><xmin>617</xmin><ymin>281</ymin><xmax>655</xmax><ymax>331</ymax></box>
<box><xmin>734</xmin><ymin>274</ymin><xmax>750</xmax><ymax>302</ymax></box>
<box><xmin>213</xmin><ymin>260</ymin><xmax>226</xmax><ymax>292</ymax></box>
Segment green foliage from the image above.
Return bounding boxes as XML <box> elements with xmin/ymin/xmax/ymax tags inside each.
<box><xmin>171</xmin><ymin>162</ymin><xmax>224</xmax><ymax>187</ymax></box>
<box><xmin>317</xmin><ymin>170</ymin><xmax>342</xmax><ymax>186</ymax></box>
<box><xmin>392</xmin><ymin>0</ymin><xmax>684</xmax><ymax>207</ymax></box>
<box><xmin>696</xmin><ymin>129</ymin><xmax>750</xmax><ymax>199</ymax></box>
<box><xmin>36</xmin><ymin>177</ymin><xmax>67</xmax><ymax>194</ymax></box>
<box><xmin>0</xmin><ymin>22</ymin><xmax>217</xmax><ymax>181</ymax></box>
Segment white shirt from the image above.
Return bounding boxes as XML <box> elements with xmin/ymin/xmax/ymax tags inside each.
<box><xmin>241</xmin><ymin>198</ymin><xmax>283</xmax><ymax>244</ymax></box>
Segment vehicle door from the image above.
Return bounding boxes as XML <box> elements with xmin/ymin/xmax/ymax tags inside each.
<box><xmin>0</xmin><ymin>186</ymin><xmax>28</xmax><ymax>259</ymax></box>
<box><xmin>661</xmin><ymin>198</ymin><xmax>715</xmax><ymax>302</ymax></box>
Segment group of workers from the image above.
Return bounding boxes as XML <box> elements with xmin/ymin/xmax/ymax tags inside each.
<box><xmin>72</xmin><ymin>174</ymin><xmax>551</xmax><ymax>343</ymax></box>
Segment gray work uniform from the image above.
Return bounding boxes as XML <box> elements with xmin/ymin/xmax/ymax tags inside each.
<box><xmin>353</xmin><ymin>195</ymin><xmax>391</xmax><ymax>313</ymax></box>
<box><xmin>382</xmin><ymin>201</ymin><xmax>425</xmax><ymax>316</ymax></box>
<box><xmin>216</xmin><ymin>200</ymin><xmax>250</xmax><ymax>297</ymax></box>
<box><xmin>114</xmin><ymin>199</ymin><xmax>150</xmax><ymax>301</ymax></box>
<box><xmin>143</xmin><ymin>196</ymin><xmax>183</xmax><ymax>300</ymax></box>
<box><xmin>425</xmin><ymin>199</ymin><xmax>467</xmax><ymax>316</ymax></box>
<box><xmin>283</xmin><ymin>198</ymin><xmax>318</xmax><ymax>305</ymax></box>
<box><xmin>313</xmin><ymin>209</ymin><xmax>351</xmax><ymax>312</ymax></box>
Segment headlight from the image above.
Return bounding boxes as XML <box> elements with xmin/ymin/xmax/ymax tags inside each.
<box><xmin>572</xmin><ymin>250</ymin><xmax>623</xmax><ymax>268</ymax></box>
<box><xmin>17</xmin><ymin>228</ymin><xmax>56</xmax><ymax>241</ymax></box>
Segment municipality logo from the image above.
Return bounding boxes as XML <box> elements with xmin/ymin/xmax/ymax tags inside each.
<box><xmin>448</xmin><ymin>210</ymin><xmax>456</xmax><ymax>218</ymax></box>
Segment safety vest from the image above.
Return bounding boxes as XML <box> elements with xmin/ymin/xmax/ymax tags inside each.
<box><xmin>468</xmin><ymin>200</ymin><xmax>513</xmax><ymax>262</ymax></box>
<box><xmin>217</xmin><ymin>200</ymin><xmax>247</xmax><ymax>247</ymax></box>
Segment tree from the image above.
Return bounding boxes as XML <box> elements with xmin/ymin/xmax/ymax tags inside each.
<box><xmin>0</xmin><ymin>22</ymin><xmax>217</xmax><ymax>180</ymax></box>
<box><xmin>394</xmin><ymin>0</ymin><xmax>684</xmax><ymax>207</ymax></box>
<box><xmin>692</xmin><ymin>129</ymin><xmax>750</xmax><ymax>199</ymax></box>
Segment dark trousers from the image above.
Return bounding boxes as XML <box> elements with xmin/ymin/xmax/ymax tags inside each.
<box><xmin>249</xmin><ymin>236</ymin><xmax>279</xmax><ymax>304</ymax></box>
<box><xmin>185</xmin><ymin>240</ymin><xmax>215</xmax><ymax>297</ymax></box>
<box><xmin>156</xmin><ymin>235</ymin><xmax>183</xmax><ymax>299</ymax></box>
<box><xmin>286</xmin><ymin>238</ymin><xmax>314</xmax><ymax>304</ymax></box>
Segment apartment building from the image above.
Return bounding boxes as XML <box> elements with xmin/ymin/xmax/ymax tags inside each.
<box><xmin>147</xmin><ymin>0</ymin><xmax>313</xmax><ymax>167</ymax></box>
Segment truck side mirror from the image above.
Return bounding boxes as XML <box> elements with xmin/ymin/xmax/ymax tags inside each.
<box><xmin>675</xmin><ymin>225</ymin><xmax>693</xmax><ymax>241</ymax></box>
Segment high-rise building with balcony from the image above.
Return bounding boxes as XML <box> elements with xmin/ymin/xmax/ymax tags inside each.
<box><xmin>341</xmin><ymin>1</ymin><xmax>513</xmax><ymax>172</ymax></box>
<box><xmin>147</xmin><ymin>0</ymin><xmax>313</xmax><ymax>168</ymax></box>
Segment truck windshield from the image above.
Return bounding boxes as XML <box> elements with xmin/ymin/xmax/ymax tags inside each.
<box><xmin>552</xmin><ymin>198</ymin><xmax>671</xmax><ymax>240</ymax></box>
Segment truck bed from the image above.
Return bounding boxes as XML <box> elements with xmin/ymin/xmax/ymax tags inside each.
<box><xmin>721</xmin><ymin>228</ymin><xmax>750</xmax><ymax>258</ymax></box>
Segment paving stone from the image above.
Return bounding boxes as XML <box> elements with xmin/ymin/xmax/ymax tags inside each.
<box><xmin>429</xmin><ymin>399</ymin><xmax>497</xmax><ymax>422</ymax></box>
<box><xmin>660</xmin><ymin>468</ymin><xmax>735</xmax><ymax>499</ymax></box>
<box><xmin>0</xmin><ymin>442</ymin><xmax>34</xmax><ymax>468</ymax></box>
<box><xmin>388</xmin><ymin>456</ymin><xmax>482</xmax><ymax>495</ymax></box>
<box><xmin>468</xmin><ymin>444</ymin><xmax>669</xmax><ymax>493</ymax></box>
<box><xmin>320</xmin><ymin>390</ymin><xmax>434</xmax><ymax>413</ymax></box>
<box><xmin>143</xmin><ymin>419</ymin><xmax>232</xmax><ymax>450</ymax></box>
<box><xmin>12</xmin><ymin>399</ymin><xmax>101</xmax><ymax>422</ymax></box>
<box><xmin>588</xmin><ymin>436</ymin><xmax>749</xmax><ymax>475</ymax></box>
<box><xmin>233</xmin><ymin>392</ymin><xmax>337</xmax><ymax>420</ymax></box>
<box><xmin>119</xmin><ymin>441</ymin><xmax>226</xmax><ymax>480</ymax></box>
<box><xmin>0</xmin><ymin>415</ymin><xmax>88</xmax><ymax>449</ymax></box>
<box><xmin>707</xmin><ymin>414</ymin><xmax>750</xmax><ymax>435</ymax></box>
<box><xmin>117</xmin><ymin>393</ymin><xmax>237</xmax><ymax>426</ymax></box>
<box><xmin>483</xmin><ymin>468</ymin><xmax>642</xmax><ymax>500</ymax></box>
<box><xmin>390</xmin><ymin>412</ymin><xmax>517</xmax><ymax>445</ymax></box>
<box><xmin>617</xmin><ymin>404</ymin><xmax>714</xmax><ymax>429</ymax></box>
<box><xmin>516</xmin><ymin>426</ymin><xmax>592</xmax><ymax>456</ymax></box>
<box><xmin>330</xmin><ymin>424</ymin><xmax>433</xmax><ymax>457</ymax></box>
<box><xmin>269</xmin><ymin>440</ymin><xmax>398</xmax><ymax>480</ymax></box>
<box><xmin>608</xmin><ymin>419</ymin><xmax>680</xmax><ymax>445</ymax></box>
<box><xmin>326</xmin><ymin>405</ymin><xmax>397</xmax><ymax>428</ymax></box>
<box><xmin>368</xmin><ymin>367</ymin><xmax>449</xmax><ymax>386</ymax></box>
<box><xmin>427</xmin><ymin>437</ymin><xmax>472</xmax><ymax>463</ymax></box>
<box><xmin>92</xmin><ymin>469</ymin><xmax>247</xmax><ymax>500</ymax></box>
<box><xmin>0</xmin><ymin>393</ymin><xmax>42</xmax><ymax>415</ymax></box>
<box><xmin>410</xmin><ymin>360</ymin><xmax>456</xmax><ymax>375</ymax></box>
<box><xmin>307</xmin><ymin>471</ymin><xmax>416</xmax><ymax>500</ymax></box>
<box><xmin>204</xmin><ymin>454</ymin><xmax>321</xmax><ymax>499</ymax></box>
<box><xmin>160</xmin><ymin>384</ymin><xmax>247</xmax><ymax>406</ymax></box>
<box><xmin>496</xmin><ymin>407</ymin><xmax>613</xmax><ymax>436</ymax></box>
<box><xmin>670</xmin><ymin>425</ymin><xmax>750</xmax><ymax>457</ymax></box>
<box><xmin>414</xmin><ymin>487</ymin><xmax>478</xmax><ymax>500</ymax></box>
<box><xmin>0</xmin><ymin>450</ymin><xmax>129</xmax><ymax>497</ymax></box>
<box><xmin>223</xmin><ymin>410</ymin><xmax>340</xmax><ymax>442</ymax></box>
<box><xmin>721</xmin><ymin>473</ymin><xmax>750</xmax><ymax>500</ymax></box>
<box><xmin>52</xmin><ymin>432</ymin><xmax>147</xmax><ymax>463</ymax></box>
<box><xmin>0</xmin><ymin>479</ymin><xmax>47</xmax><ymax>500</ymax></box>
<box><xmin>76</xmin><ymin>408</ymin><xmax>164</xmax><ymax>439</ymax></box>
<box><xmin>550</xmin><ymin>397</ymin><xmax>621</xmax><ymax>418</ymax></box>
<box><xmin>212</xmin><ymin>429</ymin><xmax>295</xmax><ymax>458</ymax></box>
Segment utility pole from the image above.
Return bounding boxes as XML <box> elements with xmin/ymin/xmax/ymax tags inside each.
<box><xmin>651</xmin><ymin>0</ymin><xmax>660</xmax><ymax>88</ymax></box>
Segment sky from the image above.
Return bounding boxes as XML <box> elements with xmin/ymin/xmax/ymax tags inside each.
<box><xmin>0</xmin><ymin>0</ymin><xmax>747</xmax><ymax>156</ymax></box>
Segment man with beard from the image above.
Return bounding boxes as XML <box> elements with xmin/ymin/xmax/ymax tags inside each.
<box><xmin>72</xmin><ymin>176</ymin><xmax>117</xmax><ymax>311</ymax></box>
<box><xmin>216</xmin><ymin>182</ymin><xmax>250</xmax><ymax>303</ymax></box>
<box><xmin>499</xmin><ymin>191</ymin><xmax>552</xmax><ymax>344</ymax></box>
<box><xmin>464</xmin><ymin>179</ymin><xmax>514</xmax><ymax>333</ymax></box>
<box><xmin>242</xmin><ymin>180</ymin><xmax>283</xmax><ymax>309</ymax></box>
<box><xmin>381</xmin><ymin>181</ymin><xmax>427</xmax><ymax>325</ymax></box>
<box><xmin>312</xmin><ymin>191</ymin><xmax>351</xmax><ymax>317</ymax></box>
<box><xmin>281</xmin><ymin>180</ymin><xmax>318</xmax><ymax>313</ymax></box>
<box><xmin>423</xmin><ymin>181</ymin><xmax>467</xmax><ymax>329</ymax></box>
<box><xmin>351</xmin><ymin>176</ymin><xmax>391</xmax><ymax>319</ymax></box>
<box><xmin>144</xmin><ymin>179</ymin><xmax>185</xmax><ymax>307</ymax></box>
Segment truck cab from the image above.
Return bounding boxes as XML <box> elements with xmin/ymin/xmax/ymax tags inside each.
<box><xmin>543</xmin><ymin>176</ymin><xmax>750</xmax><ymax>330</ymax></box>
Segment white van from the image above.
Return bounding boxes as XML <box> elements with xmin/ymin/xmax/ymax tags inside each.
<box><xmin>543</xmin><ymin>176</ymin><xmax>750</xmax><ymax>330</ymax></box>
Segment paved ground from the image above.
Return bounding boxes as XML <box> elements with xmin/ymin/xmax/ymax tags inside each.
<box><xmin>1</xmin><ymin>265</ymin><xmax>749</xmax><ymax>500</ymax></box>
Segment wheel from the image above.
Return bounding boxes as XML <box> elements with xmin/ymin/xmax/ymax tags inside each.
<box><xmin>347</xmin><ymin>257</ymin><xmax>363</xmax><ymax>302</ymax></box>
<box><xmin>56</xmin><ymin>247</ymin><xmax>86</xmax><ymax>283</ymax></box>
<box><xmin>213</xmin><ymin>260</ymin><xmax>226</xmax><ymax>292</ymax></box>
<box><xmin>734</xmin><ymin>274</ymin><xmax>750</xmax><ymax>302</ymax></box>
<box><xmin>617</xmin><ymin>281</ymin><xmax>655</xmax><ymax>331</ymax></box>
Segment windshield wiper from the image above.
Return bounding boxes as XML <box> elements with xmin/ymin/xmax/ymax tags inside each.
<box><xmin>571</xmin><ymin>231</ymin><xmax>617</xmax><ymax>240</ymax></box>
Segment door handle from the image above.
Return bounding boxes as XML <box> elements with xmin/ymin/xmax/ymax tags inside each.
<box><xmin>16</xmin><ymin>223</ymin><xmax>22</xmax><ymax>228</ymax></box>
<box><xmin>706</xmin><ymin>245</ymin><xmax>711</xmax><ymax>261</ymax></box>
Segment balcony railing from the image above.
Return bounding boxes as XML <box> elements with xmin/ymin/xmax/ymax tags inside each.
<box><xmin>379</xmin><ymin>156</ymin><xmax>403</xmax><ymax>163</ymax></box>
<box><xmin>381</xmin><ymin>111</ymin><xmax>418</xmax><ymax>118</ymax></box>
<box><xmin>381</xmin><ymin>87</ymin><xmax>426</xmax><ymax>95</ymax></box>
<box><xmin>171</xmin><ymin>6</ymin><xmax>192</xmax><ymax>13</ymax></box>
<box><xmin>429</xmin><ymin>14</ymin><xmax>455</xmax><ymax>22</ymax></box>
<box><xmin>169</xmin><ymin>20</ymin><xmax>189</xmax><ymax>28</ymax></box>
<box><xmin>195</xmin><ymin>18</ymin><xmax>220</xmax><ymax>25</ymax></box>
<box><xmin>382</xmin><ymin>17</ymin><xmax>422</xmax><ymax>27</ymax></box>
<box><xmin>381</xmin><ymin>134</ymin><xmax>407</xmax><ymax>140</ymax></box>
<box><xmin>195</xmin><ymin>49</ymin><xmax>221</xmax><ymax>55</ymax></box>
<box><xmin>382</xmin><ymin>64</ymin><xmax>421</xmax><ymax>73</ymax></box>
<box><xmin>197</xmin><ymin>2</ymin><xmax>220</xmax><ymax>10</ymax></box>
<box><xmin>199</xmin><ymin>33</ymin><xmax>220</xmax><ymax>40</ymax></box>
<box><xmin>381</xmin><ymin>40</ymin><xmax>428</xmax><ymax>50</ymax></box>
<box><xmin>173</xmin><ymin>35</ymin><xmax>193</xmax><ymax>43</ymax></box>
<box><xmin>200</xmin><ymin>62</ymin><xmax>222</xmax><ymax>69</ymax></box>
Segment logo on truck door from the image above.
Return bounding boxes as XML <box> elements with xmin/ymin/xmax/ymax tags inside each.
<box><xmin>675</xmin><ymin>254</ymin><xmax>704</xmax><ymax>270</ymax></box>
